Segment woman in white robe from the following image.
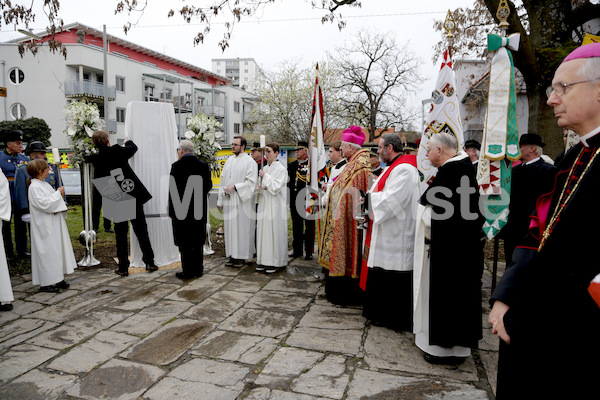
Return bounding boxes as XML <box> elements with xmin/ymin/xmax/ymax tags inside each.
<box><xmin>255</xmin><ymin>143</ymin><xmax>288</xmax><ymax>273</ymax></box>
<box><xmin>27</xmin><ymin>159</ymin><xmax>76</xmax><ymax>292</ymax></box>
<box><xmin>0</xmin><ymin>172</ymin><xmax>14</xmax><ymax>311</ymax></box>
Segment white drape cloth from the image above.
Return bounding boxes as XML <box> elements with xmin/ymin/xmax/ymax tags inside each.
<box><xmin>126</xmin><ymin>101</ymin><xmax>180</xmax><ymax>267</ymax></box>
<box><xmin>256</xmin><ymin>161</ymin><xmax>288</xmax><ymax>267</ymax></box>
<box><xmin>217</xmin><ymin>152</ymin><xmax>257</xmax><ymax>260</ymax></box>
<box><xmin>28</xmin><ymin>179</ymin><xmax>76</xmax><ymax>287</ymax></box>
<box><xmin>367</xmin><ymin>163</ymin><xmax>420</xmax><ymax>271</ymax></box>
<box><xmin>0</xmin><ymin>173</ymin><xmax>13</xmax><ymax>302</ymax></box>
<box><xmin>413</xmin><ymin>203</ymin><xmax>470</xmax><ymax>357</ymax></box>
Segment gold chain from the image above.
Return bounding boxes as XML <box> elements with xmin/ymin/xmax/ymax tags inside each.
<box><xmin>538</xmin><ymin>147</ymin><xmax>600</xmax><ymax>252</ymax></box>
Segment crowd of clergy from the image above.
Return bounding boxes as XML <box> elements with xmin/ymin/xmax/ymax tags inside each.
<box><xmin>0</xmin><ymin>42</ymin><xmax>599</xmax><ymax>398</ymax></box>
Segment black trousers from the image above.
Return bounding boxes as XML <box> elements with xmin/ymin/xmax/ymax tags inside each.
<box><xmin>290</xmin><ymin>199</ymin><xmax>314</xmax><ymax>255</ymax></box>
<box><xmin>92</xmin><ymin>186</ymin><xmax>112</xmax><ymax>231</ymax></box>
<box><xmin>2</xmin><ymin>202</ymin><xmax>27</xmax><ymax>257</ymax></box>
<box><xmin>180</xmin><ymin>245</ymin><xmax>204</xmax><ymax>276</ymax></box>
<box><xmin>114</xmin><ymin>202</ymin><xmax>155</xmax><ymax>271</ymax></box>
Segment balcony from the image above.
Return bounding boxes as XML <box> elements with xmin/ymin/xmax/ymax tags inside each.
<box><xmin>65</xmin><ymin>80</ymin><xmax>116</xmax><ymax>101</ymax></box>
<box><xmin>198</xmin><ymin>105</ymin><xmax>225</xmax><ymax>118</ymax></box>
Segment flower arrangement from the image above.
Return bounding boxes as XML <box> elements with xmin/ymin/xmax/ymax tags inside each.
<box><xmin>64</xmin><ymin>100</ymin><xmax>104</xmax><ymax>165</ymax></box>
<box><xmin>184</xmin><ymin>113</ymin><xmax>223</xmax><ymax>168</ymax></box>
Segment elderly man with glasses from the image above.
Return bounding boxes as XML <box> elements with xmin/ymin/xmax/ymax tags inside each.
<box><xmin>489</xmin><ymin>42</ymin><xmax>600</xmax><ymax>399</ymax></box>
<box><xmin>217</xmin><ymin>136</ymin><xmax>257</xmax><ymax>268</ymax></box>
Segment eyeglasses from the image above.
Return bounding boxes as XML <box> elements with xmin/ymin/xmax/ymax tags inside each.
<box><xmin>231</xmin><ymin>144</ymin><xmax>241</xmax><ymax>147</ymax></box>
<box><xmin>546</xmin><ymin>78</ymin><xmax>600</xmax><ymax>98</ymax></box>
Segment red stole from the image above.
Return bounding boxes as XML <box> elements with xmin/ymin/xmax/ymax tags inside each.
<box><xmin>359</xmin><ymin>154</ymin><xmax>417</xmax><ymax>290</ymax></box>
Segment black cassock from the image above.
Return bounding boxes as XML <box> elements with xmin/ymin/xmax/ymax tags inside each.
<box><xmin>420</xmin><ymin>156</ymin><xmax>484</xmax><ymax>349</ymax></box>
<box><xmin>491</xmin><ymin>133</ymin><xmax>600</xmax><ymax>399</ymax></box>
<box><xmin>168</xmin><ymin>154</ymin><xmax>212</xmax><ymax>276</ymax></box>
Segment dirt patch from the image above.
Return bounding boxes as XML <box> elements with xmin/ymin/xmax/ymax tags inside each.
<box><xmin>79</xmin><ymin>365</ymin><xmax>155</xmax><ymax>397</ymax></box>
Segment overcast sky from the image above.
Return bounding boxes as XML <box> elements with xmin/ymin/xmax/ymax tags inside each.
<box><xmin>1</xmin><ymin>0</ymin><xmax>476</xmax><ymax>110</ymax></box>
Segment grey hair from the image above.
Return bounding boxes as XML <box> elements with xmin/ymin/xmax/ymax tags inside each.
<box><xmin>381</xmin><ymin>133</ymin><xmax>404</xmax><ymax>152</ymax></box>
<box><xmin>341</xmin><ymin>141</ymin><xmax>361</xmax><ymax>150</ymax></box>
<box><xmin>533</xmin><ymin>145</ymin><xmax>543</xmax><ymax>157</ymax></box>
<box><xmin>430</xmin><ymin>132</ymin><xmax>458</xmax><ymax>152</ymax></box>
<box><xmin>577</xmin><ymin>57</ymin><xmax>600</xmax><ymax>81</ymax></box>
<box><xmin>179</xmin><ymin>139</ymin><xmax>194</xmax><ymax>153</ymax></box>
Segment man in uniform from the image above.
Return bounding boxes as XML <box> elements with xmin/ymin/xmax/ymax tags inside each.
<box><xmin>0</xmin><ymin>130</ymin><xmax>29</xmax><ymax>259</ymax></box>
<box><xmin>370</xmin><ymin>148</ymin><xmax>383</xmax><ymax>177</ymax></box>
<box><xmin>464</xmin><ymin>140</ymin><xmax>481</xmax><ymax>165</ymax></box>
<box><xmin>489</xmin><ymin>42</ymin><xmax>600</xmax><ymax>399</ymax></box>
<box><xmin>14</xmin><ymin>141</ymin><xmax>59</xmax><ymax>224</ymax></box>
<box><xmin>288</xmin><ymin>141</ymin><xmax>314</xmax><ymax>260</ymax></box>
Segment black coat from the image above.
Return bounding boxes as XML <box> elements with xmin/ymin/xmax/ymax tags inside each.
<box><xmin>420</xmin><ymin>156</ymin><xmax>484</xmax><ymax>348</ymax></box>
<box><xmin>168</xmin><ymin>154</ymin><xmax>212</xmax><ymax>247</ymax></box>
<box><xmin>288</xmin><ymin>158</ymin><xmax>309</xmax><ymax>205</ymax></box>
<box><xmin>491</xmin><ymin>134</ymin><xmax>600</xmax><ymax>398</ymax></box>
<box><xmin>86</xmin><ymin>141</ymin><xmax>152</xmax><ymax>204</ymax></box>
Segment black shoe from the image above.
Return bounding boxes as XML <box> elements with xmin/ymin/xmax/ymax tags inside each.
<box><xmin>0</xmin><ymin>303</ymin><xmax>13</xmax><ymax>312</ymax></box>
<box><xmin>232</xmin><ymin>260</ymin><xmax>245</xmax><ymax>268</ymax></box>
<box><xmin>175</xmin><ymin>271</ymin><xmax>198</xmax><ymax>280</ymax></box>
<box><xmin>423</xmin><ymin>352</ymin><xmax>466</xmax><ymax>365</ymax></box>
<box><xmin>114</xmin><ymin>268</ymin><xmax>129</xmax><ymax>277</ymax></box>
<box><xmin>265</xmin><ymin>266</ymin><xmax>285</xmax><ymax>274</ymax></box>
<box><xmin>145</xmin><ymin>264</ymin><xmax>159</xmax><ymax>272</ymax></box>
<box><xmin>225</xmin><ymin>258</ymin><xmax>235</xmax><ymax>266</ymax></box>
<box><xmin>304</xmin><ymin>254</ymin><xmax>313</xmax><ymax>260</ymax></box>
<box><xmin>56</xmin><ymin>280</ymin><xmax>70</xmax><ymax>289</ymax></box>
<box><xmin>40</xmin><ymin>285</ymin><xmax>60</xmax><ymax>293</ymax></box>
<box><xmin>289</xmin><ymin>252</ymin><xmax>303</xmax><ymax>258</ymax></box>
<box><xmin>255</xmin><ymin>264</ymin><xmax>266</xmax><ymax>272</ymax></box>
<box><xmin>18</xmin><ymin>252</ymin><xmax>31</xmax><ymax>258</ymax></box>
<box><xmin>105</xmin><ymin>228</ymin><xmax>114</xmax><ymax>233</ymax></box>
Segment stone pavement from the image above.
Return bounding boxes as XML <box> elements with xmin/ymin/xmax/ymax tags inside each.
<box><xmin>0</xmin><ymin>256</ymin><xmax>500</xmax><ymax>399</ymax></box>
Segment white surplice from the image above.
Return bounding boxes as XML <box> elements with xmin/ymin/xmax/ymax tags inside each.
<box><xmin>218</xmin><ymin>152</ymin><xmax>258</xmax><ymax>260</ymax></box>
<box><xmin>413</xmin><ymin>204</ymin><xmax>470</xmax><ymax>358</ymax></box>
<box><xmin>0</xmin><ymin>173</ymin><xmax>13</xmax><ymax>303</ymax></box>
<box><xmin>28</xmin><ymin>179</ymin><xmax>77</xmax><ymax>287</ymax></box>
<box><xmin>256</xmin><ymin>161</ymin><xmax>289</xmax><ymax>267</ymax></box>
<box><xmin>367</xmin><ymin>163</ymin><xmax>420</xmax><ymax>271</ymax></box>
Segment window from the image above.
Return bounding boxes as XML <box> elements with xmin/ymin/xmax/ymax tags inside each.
<box><xmin>244</xmin><ymin>61</ymin><xmax>248</xmax><ymax>65</ymax></box>
<box><xmin>96</xmin><ymin>74</ymin><xmax>103</xmax><ymax>84</ymax></box>
<box><xmin>116</xmin><ymin>76</ymin><xmax>125</xmax><ymax>92</ymax></box>
<box><xmin>116</xmin><ymin>108</ymin><xmax>126</xmax><ymax>123</ymax></box>
<box><xmin>9</xmin><ymin>68</ymin><xmax>24</xmax><ymax>84</ymax></box>
<box><xmin>244</xmin><ymin>69</ymin><xmax>248</xmax><ymax>73</ymax></box>
<box><xmin>217</xmin><ymin>69</ymin><xmax>220</xmax><ymax>74</ymax></box>
<box><xmin>217</xmin><ymin>61</ymin><xmax>221</xmax><ymax>66</ymax></box>
<box><xmin>233</xmin><ymin>101</ymin><xmax>240</xmax><ymax>113</ymax></box>
<box><xmin>227</xmin><ymin>61</ymin><xmax>232</xmax><ymax>65</ymax></box>
<box><xmin>234</xmin><ymin>123</ymin><xmax>240</xmax><ymax>134</ymax></box>
<box><xmin>10</xmin><ymin>103</ymin><xmax>26</xmax><ymax>119</ymax></box>
<box><xmin>145</xmin><ymin>84</ymin><xmax>156</xmax><ymax>101</ymax></box>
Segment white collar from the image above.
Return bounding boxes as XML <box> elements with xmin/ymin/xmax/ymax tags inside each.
<box><xmin>525</xmin><ymin>157</ymin><xmax>541</xmax><ymax>165</ymax></box>
<box><xmin>579</xmin><ymin>125</ymin><xmax>600</xmax><ymax>148</ymax></box>
<box><xmin>441</xmin><ymin>151</ymin><xmax>468</xmax><ymax>167</ymax></box>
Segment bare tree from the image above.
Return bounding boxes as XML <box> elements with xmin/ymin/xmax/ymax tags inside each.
<box><xmin>328</xmin><ymin>29</ymin><xmax>422</xmax><ymax>140</ymax></box>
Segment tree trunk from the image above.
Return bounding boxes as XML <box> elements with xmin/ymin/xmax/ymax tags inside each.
<box><xmin>527</xmin><ymin>88</ymin><xmax>563</xmax><ymax>158</ymax></box>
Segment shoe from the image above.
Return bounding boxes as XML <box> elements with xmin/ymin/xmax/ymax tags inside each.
<box><xmin>232</xmin><ymin>260</ymin><xmax>245</xmax><ymax>268</ymax></box>
<box><xmin>0</xmin><ymin>303</ymin><xmax>13</xmax><ymax>312</ymax></box>
<box><xmin>146</xmin><ymin>264</ymin><xmax>159</xmax><ymax>272</ymax></box>
<box><xmin>176</xmin><ymin>271</ymin><xmax>198</xmax><ymax>280</ymax></box>
<box><xmin>289</xmin><ymin>252</ymin><xmax>303</xmax><ymax>258</ymax></box>
<box><xmin>56</xmin><ymin>280</ymin><xmax>70</xmax><ymax>289</ymax></box>
<box><xmin>114</xmin><ymin>268</ymin><xmax>129</xmax><ymax>277</ymax></box>
<box><xmin>265</xmin><ymin>266</ymin><xmax>284</xmax><ymax>274</ymax></box>
<box><xmin>105</xmin><ymin>228</ymin><xmax>114</xmax><ymax>233</ymax></box>
<box><xmin>18</xmin><ymin>252</ymin><xmax>31</xmax><ymax>258</ymax></box>
<box><xmin>304</xmin><ymin>255</ymin><xmax>313</xmax><ymax>260</ymax></box>
<box><xmin>255</xmin><ymin>264</ymin><xmax>266</xmax><ymax>272</ymax></box>
<box><xmin>423</xmin><ymin>352</ymin><xmax>466</xmax><ymax>365</ymax></box>
<box><xmin>225</xmin><ymin>258</ymin><xmax>235</xmax><ymax>266</ymax></box>
<box><xmin>40</xmin><ymin>285</ymin><xmax>60</xmax><ymax>293</ymax></box>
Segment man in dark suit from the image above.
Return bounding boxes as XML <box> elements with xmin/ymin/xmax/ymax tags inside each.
<box><xmin>87</xmin><ymin>130</ymin><xmax>158</xmax><ymax>276</ymax></box>
<box><xmin>288</xmin><ymin>141</ymin><xmax>314</xmax><ymax>260</ymax></box>
<box><xmin>500</xmin><ymin>133</ymin><xmax>556</xmax><ymax>265</ymax></box>
<box><xmin>168</xmin><ymin>140</ymin><xmax>212</xmax><ymax>279</ymax></box>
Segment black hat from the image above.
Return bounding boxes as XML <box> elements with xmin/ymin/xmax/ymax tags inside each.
<box><xmin>26</xmin><ymin>141</ymin><xmax>48</xmax><ymax>155</ymax></box>
<box><xmin>519</xmin><ymin>134</ymin><xmax>545</xmax><ymax>148</ymax></box>
<box><xmin>369</xmin><ymin>148</ymin><xmax>379</xmax><ymax>157</ymax></box>
<box><xmin>464</xmin><ymin>140</ymin><xmax>481</xmax><ymax>150</ymax></box>
<box><xmin>250</xmin><ymin>141</ymin><xmax>263</xmax><ymax>151</ymax></box>
<box><xmin>402</xmin><ymin>142</ymin><xmax>419</xmax><ymax>152</ymax></box>
<box><xmin>2</xmin><ymin>130</ymin><xmax>23</xmax><ymax>143</ymax></box>
<box><xmin>295</xmin><ymin>141</ymin><xmax>309</xmax><ymax>150</ymax></box>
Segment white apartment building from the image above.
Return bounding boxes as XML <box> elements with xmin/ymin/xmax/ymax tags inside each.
<box><xmin>211</xmin><ymin>57</ymin><xmax>259</xmax><ymax>92</ymax></box>
<box><xmin>1</xmin><ymin>22</ymin><xmax>258</xmax><ymax>148</ymax></box>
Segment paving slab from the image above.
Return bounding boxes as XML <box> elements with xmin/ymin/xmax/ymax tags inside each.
<box><xmin>7</xmin><ymin>300</ymin><xmax>45</xmax><ymax>316</ymax></box>
<box><xmin>0</xmin><ymin>318</ymin><xmax>58</xmax><ymax>349</ymax></box>
<box><xmin>244</xmin><ymin>387</ymin><xmax>328</xmax><ymax>400</ymax></box>
<box><xmin>192</xmin><ymin>330</ymin><xmax>278</xmax><ymax>364</ymax></box>
<box><xmin>0</xmin><ymin>344</ymin><xmax>60</xmax><ymax>384</ymax></box>
<box><xmin>165</xmin><ymin>274</ymin><xmax>233</xmax><ymax>303</ymax></box>
<box><xmin>290</xmin><ymin>354</ymin><xmax>351</xmax><ymax>399</ymax></box>
<box><xmin>346</xmin><ymin>368</ymin><xmax>490</xmax><ymax>400</ymax></box>
<box><xmin>219</xmin><ymin>307</ymin><xmax>297</xmax><ymax>338</ymax></box>
<box><xmin>184</xmin><ymin>290</ymin><xmax>252</xmax><ymax>322</ymax></box>
<box><xmin>110</xmin><ymin>299</ymin><xmax>193</xmax><ymax>335</ymax></box>
<box><xmin>297</xmin><ymin>304</ymin><xmax>366</xmax><ymax>330</ymax></box>
<box><xmin>286</xmin><ymin>326</ymin><xmax>363</xmax><ymax>355</ymax></box>
<box><xmin>144</xmin><ymin>377</ymin><xmax>241</xmax><ymax>400</ymax></box>
<box><xmin>66</xmin><ymin>358</ymin><xmax>165</xmax><ymax>400</ymax></box>
<box><xmin>262</xmin><ymin>279</ymin><xmax>322</xmax><ymax>295</ymax></box>
<box><xmin>245</xmin><ymin>290</ymin><xmax>313</xmax><ymax>312</ymax></box>
<box><xmin>106</xmin><ymin>281</ymin><xmax>181</xmax><ymax>311</ymax></box>
<box><xmin>221</xmin><ymin>273</ymin><xmax>271</xmax><ymax>293</ymax></box>
<box><xmin>255</xmin><ymin>347</ymin><xmax>324</xmax><ymax>386</ymax></box>
<box><xmin>0</xmin><ymin>368</ymin><xmax>78</xmax><ymax>400</ymax></box>
<box><xmin>363</xmin><ymin>326</ymin><xmax>479</xmax><ymax>382</ymax></box>
<box><xmin>122</xmin><ymin>318</ymin><xmax>215</xmax><ymax>365</ymax></box>
<box><xmin>48</xmin><ymin>330</ymin><xmax>139</xmax><ymax>373</ymax></box>
<box><xmin>24</xmin><ymin>288</ymin><xmax>81</xmax><ymax>305</ymax></box>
